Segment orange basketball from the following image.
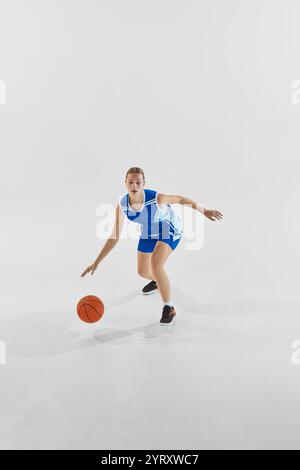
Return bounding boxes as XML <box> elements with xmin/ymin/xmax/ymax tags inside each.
<box><xmin>76</xmin><ymin>295</ymin><xmax>105</xmax><ymax>323</ymax></box>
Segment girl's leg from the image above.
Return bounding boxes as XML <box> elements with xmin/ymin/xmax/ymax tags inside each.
<box><xmin>137</xmin><ymin>251</ymin><xmax>156</xmax><ymax>281</ymax></box>
<box><xmin>150</xmin><ymin>241</ymin><xmax>173</xmax><ymax>303</ymax></box>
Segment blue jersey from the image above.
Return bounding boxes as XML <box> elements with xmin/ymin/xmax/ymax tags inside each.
<box><xmin>119</xmin><ymin>189</ymin><xmax>182</xmax><ymax>241</ymax></box>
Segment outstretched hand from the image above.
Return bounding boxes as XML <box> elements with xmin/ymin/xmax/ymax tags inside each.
<box><xmin>81</xmin><ymin>262</ymin><xmax>98</xmax><ymax>277</ymax></box>
<box><xmin>204</xmin><ymin>209</ymin><xmax>223</xmax><ymax>221</ymax></box>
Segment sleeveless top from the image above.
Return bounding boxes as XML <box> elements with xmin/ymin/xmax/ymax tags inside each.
<box><xmin>119</xmin><ymin>189</ymin><xmax>182</xmax><ymax>240</ymax></box>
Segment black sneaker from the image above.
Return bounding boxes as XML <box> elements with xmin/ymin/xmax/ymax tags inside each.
<box><xmin>142</xmin><ymin>280</ymin><xmax>158</xmax><ymax>295</ymax></box>
<box><xmin>160</xmin><ymin>305</ymin><xmax>176</xmax><ymax>324</ymax></box>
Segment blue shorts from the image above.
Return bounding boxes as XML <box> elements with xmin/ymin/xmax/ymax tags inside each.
<box><xmin>137</xmin><ymin>236</ymin><xmax>182</xmax><ymax>253</ymax></box>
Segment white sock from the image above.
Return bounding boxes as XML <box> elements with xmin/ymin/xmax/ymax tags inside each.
<box><xmin>164</xmin><ymin>300</ymin><xmax>173</xmax><ymax>307</ymax></box>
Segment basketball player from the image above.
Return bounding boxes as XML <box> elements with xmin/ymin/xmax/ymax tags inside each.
<box><xmin>81</xmin><ymin>167</ymin><xmax>223</xmax><ymax>324</ymax></box>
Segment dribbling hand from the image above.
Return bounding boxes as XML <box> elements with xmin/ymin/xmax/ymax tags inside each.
<box><xmin>81</xmin><ymin>262</ymin><xmax>99</xmax><ymax>277</ymax></box>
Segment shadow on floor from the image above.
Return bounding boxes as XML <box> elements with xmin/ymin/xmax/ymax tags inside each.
<box><xmin>0</xmin><ymin>288</ymin><xmax>298</xmax><ymax>358</ymax></box>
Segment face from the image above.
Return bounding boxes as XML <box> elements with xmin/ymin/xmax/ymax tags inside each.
<box><xmin>125</xmin><ymin>173</ymin><xmax>145</xmax><ymax>196</ymax></box>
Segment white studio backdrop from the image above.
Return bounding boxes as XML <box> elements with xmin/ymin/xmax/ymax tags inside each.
<box><xmin>1</xmin><ymin>0</ymin><xmax>300</xmax><ymax>452</ymax></box>
<box><xmin>0</xmin><ymin>0</ymin><xmax>299</xmax><ymax>315</ymax></box>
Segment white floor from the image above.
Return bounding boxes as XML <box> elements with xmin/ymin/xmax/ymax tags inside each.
<box><xmin>1</xmin><ymin>277</ymin><xmax>300</xmax><ymax>450</ymax></box>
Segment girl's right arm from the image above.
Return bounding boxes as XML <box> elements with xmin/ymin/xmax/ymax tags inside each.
<box><xmin>81</xmin><ymin>204</ymin><xmax>124</xmax><ymax>277</ymax></box>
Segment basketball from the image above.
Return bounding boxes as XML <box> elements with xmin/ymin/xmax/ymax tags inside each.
<box><xmin>76</xmin><ymin>295</ymin><xmax>105</xmax><ymax>323</ymax></box>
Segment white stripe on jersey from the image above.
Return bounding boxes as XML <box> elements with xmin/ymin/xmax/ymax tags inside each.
<box><xmin>144</xmin><ymin>198</ymin><xmax>157</xmax><ymax>206</ymax></box>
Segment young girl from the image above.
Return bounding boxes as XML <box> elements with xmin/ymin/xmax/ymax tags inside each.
<box><xmin>81</xmin><ymin>167</ymin><xmax>223</xmax><ymax>324</ymax></box>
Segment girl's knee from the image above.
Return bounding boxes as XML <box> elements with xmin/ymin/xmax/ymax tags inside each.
<box><xmin>151</xmin><ymin>261</ymin><xmax>163</xmax><ymax>276</ymax></box>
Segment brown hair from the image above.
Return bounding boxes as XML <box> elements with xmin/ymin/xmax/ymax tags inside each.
<box><xmin>125</xmin><ymin>167</ymin><xmax>145</xmax><ymax>182</ymax></box>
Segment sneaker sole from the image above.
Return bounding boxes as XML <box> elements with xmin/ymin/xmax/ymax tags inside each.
<box><xmin>159</xmin><ymin>317</ymin><xmax>176</xmax><ymax>326</ymax></box>
<box><xmin>142</xmin><ymin>289</ymin><xmax>158</xmax><ymax>295</ymax></box>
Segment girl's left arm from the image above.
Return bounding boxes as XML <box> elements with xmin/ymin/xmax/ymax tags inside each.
<box><xmin>157</xmin><ymin>194</ymin><xmax>223</xmax><ymax>221</ymax></box>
